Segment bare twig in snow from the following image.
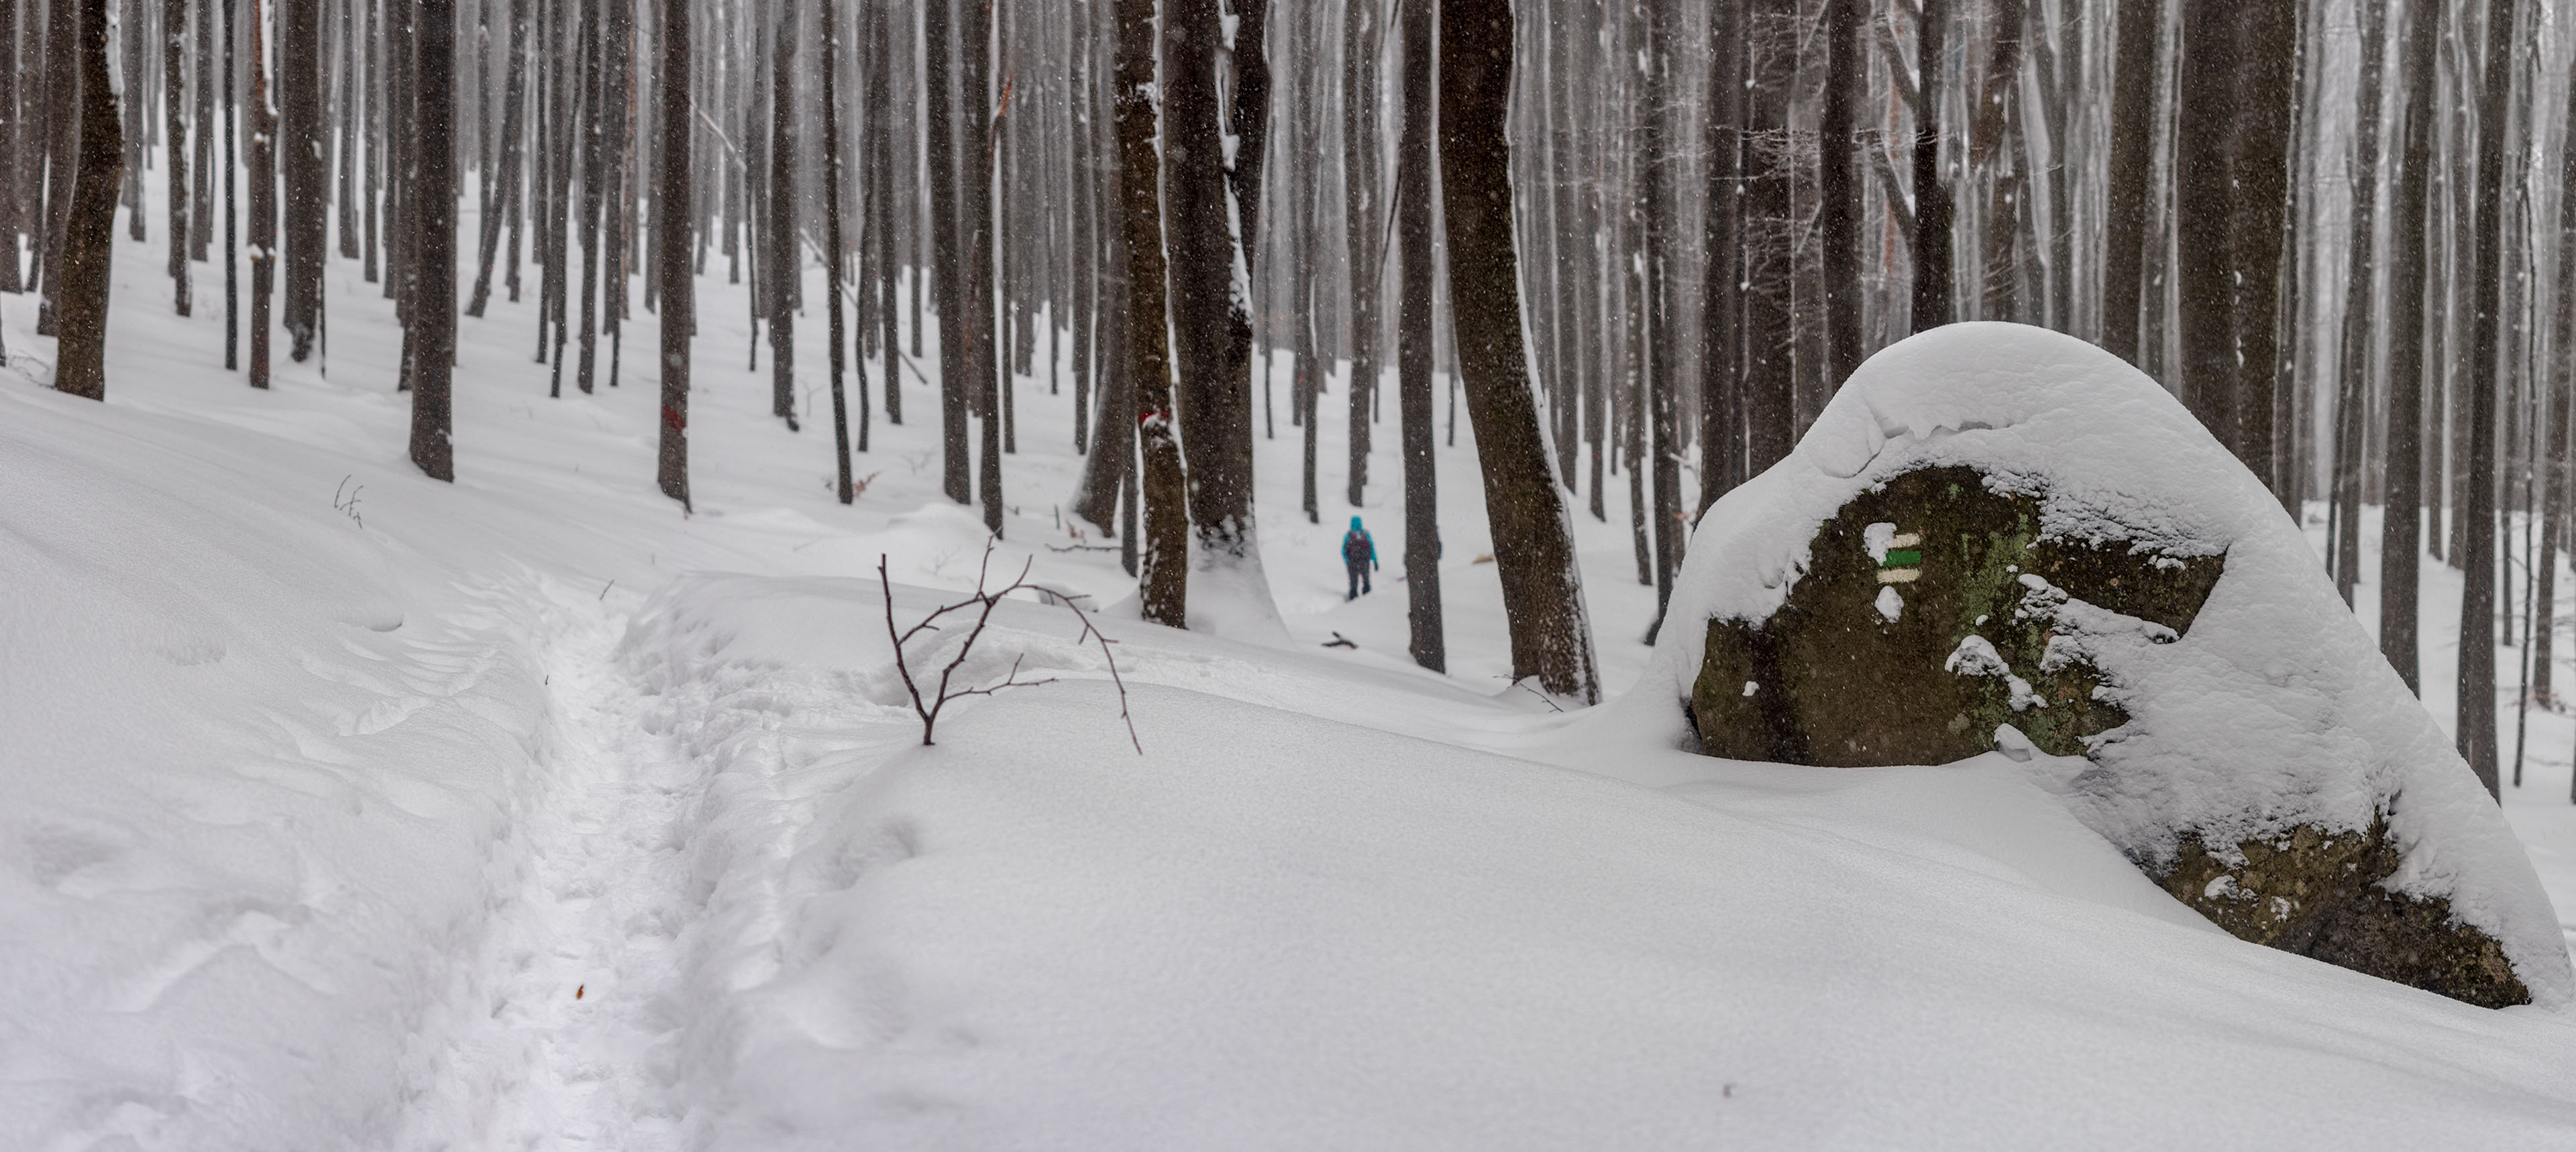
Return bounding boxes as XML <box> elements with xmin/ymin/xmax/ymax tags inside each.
<box><xmin>879</xmin><ymin>544</ymin><xmax>1140</xmax><ymax>752</ymax></box>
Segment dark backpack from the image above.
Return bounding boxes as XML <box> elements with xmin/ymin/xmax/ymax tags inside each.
<box><xmin>1343</xmin><ymin>530</ymin><xmax>1371</xmax><ymax>566</ymax></box>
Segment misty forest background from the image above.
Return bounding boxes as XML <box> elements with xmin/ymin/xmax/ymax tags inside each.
<box><xmin>5</xmin><ymin>0</ymin><xmax>2574</xmax><ymax>791</ymax></box>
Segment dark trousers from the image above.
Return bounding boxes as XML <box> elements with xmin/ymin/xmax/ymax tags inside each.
<box><xmin>1347</xmin><ymin>563</ymin><xmax>1373</xmax><ymax>599</ymax></box>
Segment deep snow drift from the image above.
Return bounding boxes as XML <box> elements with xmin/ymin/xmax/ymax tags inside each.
<box><xmin>9</xmin><ymin>212</ymin><xmax>2576</xmax><ymax>1149</ymax></box>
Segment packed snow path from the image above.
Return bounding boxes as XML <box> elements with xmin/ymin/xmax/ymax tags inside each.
<box><xmin>396</xmin><ymin>583</ymin><xmax>700</xmax><ymax>1151</ymax></box>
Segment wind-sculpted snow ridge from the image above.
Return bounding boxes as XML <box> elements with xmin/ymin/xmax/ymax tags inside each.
<box><xmin>1613</xmin><ymin>322</ymin><xmax>2571</xmax><ymax>1006</ymax></box>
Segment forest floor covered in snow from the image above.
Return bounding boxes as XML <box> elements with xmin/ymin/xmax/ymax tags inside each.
<box><xmin>11</xmin><ymin>206</ymin><xmax>2576</xmax><ymax>1148</ymax></box>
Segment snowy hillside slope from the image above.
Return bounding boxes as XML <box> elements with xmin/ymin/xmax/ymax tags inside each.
<box><xmin>578</xmin><ymin>571</ymin><xmax>2576</xmax><ymax>1149</ymax></box>
<box><xmin>8</xmin><ymin>208</ymin><xmax>2576</xmax><ymax>1147</ymax></box>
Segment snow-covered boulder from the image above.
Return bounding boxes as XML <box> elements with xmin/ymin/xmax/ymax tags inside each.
<box><xmin>1652</xmin><ymin>323</ymin><xmax>2569</xmax><ymax>1009</ymax></box>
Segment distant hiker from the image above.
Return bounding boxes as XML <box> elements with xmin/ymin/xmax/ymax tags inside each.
<box><xmin>1342</xmin><ymin>516</ymin><xmax>1379</xmax><ymax>600</ymax></box>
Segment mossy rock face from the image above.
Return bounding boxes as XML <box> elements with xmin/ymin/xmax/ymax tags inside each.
<box><xmin>1689</xmin><ymin>466</ymin><xmax>2220</xmax><ymax>767</ymax></box>
<box><xmin>1686</xmin><ymin>464</ymin><xmax>2533</xmax><ymax>1007</ymax></box>
<box><xmin>2157</xmin><ymin>821</ymin><xmax>2529</xmax><ymax>1007</ymax></box>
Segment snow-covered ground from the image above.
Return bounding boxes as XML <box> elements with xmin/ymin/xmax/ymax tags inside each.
<box><xmin>8</xmin><ymin>190</ymin><xmax>2576</xmax><ymax>1148</ymax></box>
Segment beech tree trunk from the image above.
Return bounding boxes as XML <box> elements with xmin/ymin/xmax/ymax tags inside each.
<box><xmin>1164</xmin><ymin>0</ymin><xmax>1260</xmax><ymax>571</ymax></box>
<box><xmin>1639</xmin><ymin>0</ymin><xmax>1681</xmax><ymax>612</ymax></box>
<box><xmin>2176</xmin><ymin>0</ymin><xmax>2237</xmax><ymax>449</ymax></box>
<box><xmin>39</xmin><ymin>0</ymin><xmax>83</xmax><ymax>335</ymax></box>
<box><xmin>1439</xmin><ymin>0</ymin><xmax>1600</xmax><ymax>703</ymax></box>
<box><xmin>164</xmin><ymin>0</ymin><xmax>192</xmax><ymax>314</ymax></box>
<box><xmin>965</xmin><ymin>0</ymin><xmax>1000</xmax><ymax>532</ymax></box>
<box><xmin>407</xmin><ymin>0</ymin><xmax>458</xmax><ymax>481</ymax></box>
<box><xmin>0</xmin><ymin>0</ymin><xmax>21</xmax><ymax>294</ymax></box>
<box><xmin>1397</xmin><ymin>0</ymin><xmax>1442</xmax><ymax>670</ymax></box>
<box><xmin>1342</xmin><ymin>0</ymin><xmax>1381</xmax><ymax>509</ymax></box>
<box><xmin>764</xmin><ymin>0</ymin><xmax>797</xmax><ymax>422</ymax></box>
<box><xmin>468</xmin><ymin>0</ymin><xmax>529</xmax><ymax>316</ymax></box>
<box><xmin>1112</xmin><ymin>0</ymin><xmax>1187</xmax><ymax>625</ymax></box>
<box><xmin>2100</xmin><ymin>0</ymin><xmax>2157</xmax><ymax>360</ymax></box>
<box><xmin>248</xmin><ymin>0</ymin><xmax>277</xmax><ymax>388</ymax></box>
<box><xmin>1819</xmin><ymin>0</ymin><xmax>1860</xmax><ymax>384</ymax></box>
<box><xmin>2532</xmin><ymin>61</ymin><xmax>2576</xmax><ymax>706</ymax></box>
<box><xmin>2329</xmin><ymin>0</ymin><xmax>2387</xmax><ymax>606</ymax></box>
<box><xmin>1743</xmin><ymin>0</ymin><xmax>1796</xmax><ymax>473</ymax></box>
<box><xmin>54</xmin><ymin>0</ymin><xmax>123</xmax><ymax>400</ymax></box>
<box><xmin>2228</xmin><ymin>0</ymin><xmax>2296</xmax><ymax>497</ymax></box>
<box><xmin>223</xmin><ymin>0</ymin><xmax>238</xmax><ymax>369</ymax></box>
<box><xmin>1703</xmin><ymin>0</ymin><xmax>1746</xmax><ymax>504</ymax></box>
<box><xmin>2378</xmin><ymin>0</ymin><xmax>2436</xmax><ymax>697</ymax></box>
<box><xmin>824</xmin><ymin>0</ymin><xmax>853</xmax><ymax>503</ymax></box>
<box><xmin>280</xmin><ymin>0</ymin><xmax>325</xmax><ymax>360</ymax></box>
<box><xmin>2457</xmin><ymin>0</ymin><xmax>2517</xmax><ymax>795</ymax></box>
<box><xmin>1974</xmin><ymin>0</ymin><xmax>2027</xmax><ymax>319</ymax></box>
<box><xmin>925</xmin><ymin>0</ymin><xmax>970</xmax><ymax>504</ymax></box>
<box><xmin>655</xmin><ymin>0</ymin><xmax>691</xmax><ymax>510</ymax></box>
<box><xmin>869</xmin><ymin>0</ymin><xmax>900</xmax><ymax>426</ymax></box>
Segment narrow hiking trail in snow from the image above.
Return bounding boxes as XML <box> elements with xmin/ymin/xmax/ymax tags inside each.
<box><xmin>396</xmin><ymin>583</ymin><xmax>706</xmax><ymax>1151</ymax></box>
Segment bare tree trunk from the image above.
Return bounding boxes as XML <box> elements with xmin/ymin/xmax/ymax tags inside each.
<box><xmin>1638</xmin><ymin>0</ymin><xmax>1680</xmax><ymax>614</ymax></box>
<box><xmin>1819</xmin><ymin>0</ymin><xmax>1860</xmax><ymax>384</ymax></box>
<box><xmin>1165</xmin><ymin>0</ymin><xmax>1264</xmax><ymax>577</ymax></box>
<box><xmin>655</xmin><ymin>0</ymin><xmax>690</xmax><ymax>509</ymax></box>
<box><xmin>164</xmin><ymin>0</ymin><xmax>191</xmax><ymax>313</ymax></box>
<box><xmin>2458</xmin><ymin>0</ymin><xmax>2518</xmax><ymax>795</ymax></box>
<box><xmin>965</xmin><ymin>0</ymin><xmax>1002</xmax><ymax>531</ymax></box>
<box><xmin>337</xmin><ymin>0</ymin><xmax>358</xmax><ymax>260</ymax></box>
<box><xmin>1343</xmin><ymin>0</ymin><xmax>1381</xmax><ymax>509</ymax></box>
<box><xmin>2100</xmin><ymin>0</ymin><xmax>2157</xmax><ymax>360</ymax></box>
<box><xmin>247</xmin><ymin>0</ymin><xmax>276</xmax><ymax>388</ymax></box>
<box><xmin>54</xmin><ymin>0</ymin><xmax>123</xmax><ymax>400</ymax></box>
<box><xmin>600</xmin><ymin>0</ymin><xmax>629</xmax><ymax>390</ymax></box>
<box><xmin>871</xmin><ymin>0</ymin><xmax>900</xmax><ymax>426</ymax></box>
<box><xmin>2379</xmin><ymin>0</ymin><xmax>2435</xmax><ymax>695</ymax></box>
<box><xmin>2532</xmin><ymin>65</ymin><xmax>2576</xmax><ymax>706</ymax></box>
<box><xmin>2330</xmin><ymin>0</ymin><xmax>2388</xmax><ymax>606</ymax></box>
<box><xmin>1744</xmin><ymin>0</ymin><xmax>1795</xmax><ymax>473</ymax></box>
<box><xmin>280</xmin><ymin>0</ymin><xmax>324</xmax><ymax>360</ymax></box>
<box><xmin>573</xmin><ymin>0</ymin><xmax>604</xmax><ymax>393</ymax></box>
<box><xmin>1075</xmin><ymin>0</ymin><xmax>1131</xmax><ymax>532</ymax></box>
<box><xmin>195</xmin><ymin>0</ymin><xmax>216</xmax><ymax>262</ymax></box>
<box><xmin>2229</xmin><ymin>0</ymin><xmax>2295</xmax><ymax>501</ymax></box>
<box><xmin>468</xmin><ymin>0</ymin><xmax>527</xmax><ymax>314</ymax></box>
<box><xmin>1440</xmin><ymin>0</ymin><xmax>1599</xmax><ymax>702</ymax></box>
<box><xmin>1112</xmin><ymin>0</ymin><xmax>1186</xmax><ymax>624</ymax></box>
<box><xmin>1397</xmin><ymin>0</ymin><xmax>1442</xmax><ymax>670</ymax></box>
<box><xmin>761</xmin><ymin>0</ymin><xmax>796</xmax><ymax>420</ymax></box>
<box><xmin>926</xmin><ymin>0</ymin><xmax>970</xmax><ymax>504</ymax></box>
<box><xmin>361</xmin><ymin>0</ymin><xmax>378</xmax><ymax>281</ymax></box>
<box><xmin>2</xmin><ymin>0</ymin><xmax>29</xmax><ymax>293</ymax></box>
<box><xmin>223</xmin><ymin>0</ymin><xmax>237</xmax><ymax>368</ymax></box>
<box><xmin>1291</xmin><ymin>3</ymin><xmax>1321</xmax><ymax>525</ymax></box>
<box><xmin>1067</xmin><ymin>0</ymin><xmax>1092</xmax><ymax>451</ymax></box>
<box><xmin>1703</xmin><ymin>0</ymin><xmax>1747</xmax><ymax>507</ymax></box>
<box><xmin>2176</xmin><ymin>0</ymin><xmax>2236</xmax><ymax>450</ymax></box>
<box><xmin>824</xmin><ymin>0</ymin><xmax>852</xmax><ymax>502</ymax></box>
<box><xmin>38</xmin><ymin>0</ymin><xmax>80</xmax><ymax>334</ymax></box>
<box><xmin>120</xmin><ymin>0</ymin><xmax>143</xmax><ymax>242</ymax></box>
<box><xmin>407</xmin><ymin>0</ymin><xmax>457</xmax><ymax>480</ymax></box>
<box><xmin>1973</xmin><ymin>0</ymin><xmax>2026</xmax><ymax>320</ymax></box>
